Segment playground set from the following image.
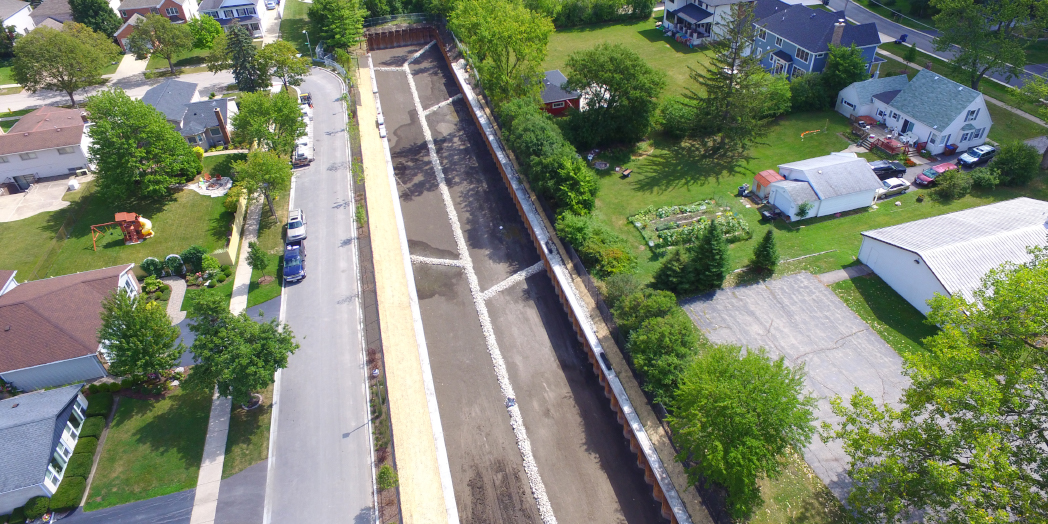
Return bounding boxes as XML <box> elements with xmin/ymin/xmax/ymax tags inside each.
<box><xmin>90</xmin><ymin>212</ymin><xmax>154</xmax><ymax>251</ymax></box>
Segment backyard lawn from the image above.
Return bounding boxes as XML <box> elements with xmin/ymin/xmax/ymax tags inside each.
<box><xmin>280</xmin><ymin>0</ymin><xmax>313</xmax><ymax>56</ymax></box>
<box><xmin>202</xmin><ymin>152</ymin><xmax>247</xmax><ymax>178</ymax></box>
<box><xmin>751</xmin><ymin>448</ymin><xmax>852</xmax><ymax>524</ymax></box>
<box><xmin>223</xmin><ymin>384</ymin><xmax>274</xmax><ymax>478</ymax></box>
<box><xmin>831</xmin><ymin>274</ymin><xmax>940</xmax><ymax>358</ymax></box>
<box><xmin>84</xmin><ymin>389</ymin><xmax>212</xmax><ymax>511</ymax></box>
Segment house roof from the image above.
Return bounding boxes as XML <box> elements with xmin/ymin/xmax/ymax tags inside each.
<box><xmin>771</xmin><ymin>49</ymin><xmax>792</xmax><ymax>62</ymax></box>
<box><xmin>779</xmin><ymin>152</ymin><xmax>881</xmax><ymax>199</ymax></box>
<box><xmin>872</xmin><ymin>89</ymin><xmax>900</xmax><ymax>104</ymax></box>
<box><xmin>0</xmin><ymin>270</ymin><xmax>15</xmax><ymax>291</ymax></box>
<box><xmin>29</xmin><ymin>0</ymin><xmax>72</xmax><ymax>25</ymax></box>
<box><xmin>703</xmin><ymin>0</ymin><xmax>749</xmax><ymax>6</ymax></box>
<box><xmin>862</xmin><ymin>197</ymin><xmax>1048</xmax><ymax>302</ymax></box>
<box><xmin>889</xmin><ymin>69</ymin><xmax>982</xmax><ymax>131</ymax></box>
<box><xmin>117</xmin><ymin>0</ymin><xmax>160</xmax><ymax>9</ymax></box>
<box><xmin>774</xmin><ymin>180</ymin><xmax>818</xmax><ymax>204</ymax></box>
<box><xmin>0</xmin><ymin>107</ymin><xmax>84</xmax><ymax>156</ymax></box>
<box><xmin>756</xmin><ymin>4</ymin><xmax>880</xmax><ymax>54</ymax></box>
<box><xmin>540</xmin><ymin>70</ymin><xmax>579</xmax><ymax>104</ymax></box>
<box><xmin>845</xmin><ymin>74</ymin><xmax>909</xmax><ymax>105</ymax></box>
<box><xmin>0</xmin><ymin>264</ymin><xmax>133</xmax><ymax>373</ymax></box>
<box><xmin>0</xmin><ymin>0</ymin><xmax>30</xmax><ymax>21</ymax></box>
<box><xmin>673</xmin><ymin>3</ymin><xmax>713</xmax><ymax>23</ymax></box>
<box><xmin>754</xmin><ymin>169</ymin><xmax>783</xmax><ymax>186</ymax></box>
<box><xmin>753</xmin><ymin>0</ymin><xmax>791</xmax><ymax>21</ymax></box>
<box><xmin>0</xmin><ymin>384</ymin><xmax>83</xmax><ymax>494</ymax></box>
<box><xmin>199</xmin><ymin>0</ymin><xmax>256</xmax><ymax>11</ymax></box>
<box><xmin>38</xmin><ymin>17</ymin><xmax>64</xmax><ymax>28</ymax></box>
<box><xmin>180</xmin><ymin>98</ymin><xmax>230</xmax><ymax>136</ymax></box>
<box><xmin>113</xmin><ymin>11</ymin><xmax>144</xmax><ymax>36</ymax></box>
<box><xmin>142</xmin><ymin>79</ymin><xmax>198</xmax><ymax>122</ymax></box>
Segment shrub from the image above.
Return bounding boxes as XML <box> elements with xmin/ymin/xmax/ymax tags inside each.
<box><xmin>796</xmin><ymin>201</ymin><xmax>814</xmax><ymax>219</ymax></box>
<box><xmin>202</xmin><ymin>255</ymin><xmax>221</xmax><ymax>276</ymax></box>
<box><xmin>160</xmin><ymin>289</ymin><xmax>172</xmax><ymax>301</ymax></box>
<box><xmin>555</xmin><ymin>212</ymin><xmax>636</xmax><ymax>278</ymax></box>
<box><xmin>79</xmin><ymin>416</ymin><xmax>106</xmax><ymax>438</ymax></box>
<box><xmin>601</xmin><ymin>273</ymin><xmax>641</xmax><ymax>309</ymax></box>
<box><xmin>64</xmin><ymin>452</ymin><xmax>94</xmax><ymax>479</ymax></box>
<box><xmin>992</xmin><ymin>141</ymin><xmax>1039</xmax><ymax>186</ymax></box>
<box><xmin>932</xmin><ymin>168</ymin><xmax>973</xmax><ymax>200</ymax></box>
<box><xmin>86</xmin><ymin>383</ymin><xmax>101</xmax><ymax>394</ymax></box>
<box><xmin>612</xmin><ymin>289</ymin><xmax>679</xmax><ymax>339</ymax></box>
<box><xmin>377</xmin><ymin>464</ymin><xmax>399</xmax><ymax>490</ymax></box>
<box><xmin>180</xmin><ymin>245</ymin><xmax>207</xmax><ymax>272</ymax></box>
<box><xmin>658</xmin><ymin>97</ymin><xmax>694</xmax><ymax>139</ymax></box>
<box><xmin>110</xmin><ymin>381</ymin><xmax>124</xmax><ymax>392</ymax></box>
<box><xmin>217</xmin><ymin>274</ymin><xmax>227</xmax><ymax>283</ymax></box>
<box><xmin>49</xmin><ymin>476</ymin><xmax>87</xmax><ymax>512</ymax></box>
<box><xmin>652</xmin><ymin>248</ymin><xmax>691</xmax><ymax>294</ymax></box>
<box><xmin>789</xmin><ymin>73</ymin><xmax>829</xmax><ymax>112</ymax></box>
<box><xmin>207</xmin><ymin>280</ymin><xmax>217</xmax><ymax>288</ymax></box>
<box><xmin>85</xmin><ymin>392</ymin><xmax>113</xmax><ymax>417</ymax></box>
<box><xmin>970</xmin><ymin>166</ymin><xmax>999</xmax><ymax>189</ymax></box>
<box><xmin>121</xmin><ymin>378</ymin><xmax>133</xmax><ymax>389</ymax></box>
<box><xmin>142</xmin><ymin>275</ymin><xmax>163</xmax><ymax>293</ymax></box>
<box><xmin>9</xmin><ymin>506</ymin><xmax>25</xmax><ymax>524</ymax></box>
<box><xmin>192</xmin><ymin>146</ymin><xmax>205</xmax><ymax>163</ymax></box>
<box><xmin>23</xmin><ymin>497</ymin><xmax>48</xmax><ymax>520</ymax></box>
<box><xmin>628</xmin><ymin>310</ymin><xmax>702</xmax><ymax>404</ymax></box>
<box><xmin>222</xmin><ymin>266</ymin><xmax>233</xmax><ymax>277</ymax></box>
<box><xmin>141</xmin><ymin>257</ymin><xmax>165</xmax><ymax>278</ymax></box>
<box><xmin>165</xmin><ymin>254</ymin><xmax>185</xmax><ymax>275</ymax></box>
<box><xmin>74</xmin><ymin>437</ymin><xmax>98</xmax><ymax>457</ymax></box>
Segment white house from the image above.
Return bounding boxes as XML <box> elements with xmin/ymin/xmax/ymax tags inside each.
<box><xmin>197</xmin><ymin>0</ymin><xmax>263</xmax><ymax>37</ymax></box>
<box><xmin>0</xmin><ymin>384</ymin><xmax>88</xmax><ymax>515</ymax></box>
<box><xmin>835</xmin><ymin>69</ymin><xmax>992</xmax><ymax>155</ymax></box>
<box><xmin>662</xmin><ymin>0</ymin><xmax>788</xmax><ymax>45</ymax></box>
<box><xmin>0</xmin><ymin>0</ymin><xmax>36</xmax><ymax>35</ymax></box>
<box><xmin>0</xmin><ymin>265</ymin><xmax>139</xmax><ymax>391</ymax></box>
<box><xmin>0</xmin><ymin>107</ymin><xmax>91</xmax><ymax>192</ymax></box>
<box><xmin>858</xmin><ymin>198</ymin><xmax>1048</xmax><ymax>315</ymax></box>
<box><xmin>766</xmin><ymin>152</ymin><xmax>882</xmax><ymax>221</ymax></box>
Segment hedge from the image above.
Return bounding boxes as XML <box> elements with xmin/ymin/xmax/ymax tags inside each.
<box><xmin>79</xmin><ymin>417</ymin><xmax>106</xmax><ymax>439</ymax></box>
<box><xmin>8</xmin><ymin>506</ymin><xmax>25</xmax><ymax>524</ymax></box>
<box><xmin>49</xmin><ymin>476</ymin><xmax>87</xmax><ymax>512</ymax></box>
<box><xmin>64</xmin><ymin>453</ymin><xmax>94</xmax><ymax>479</ymax></box>
<box><xmin>85</xmin><ymin>393</ymin><xmax>113</xmax><ymax>417</ymax></box>
<box><xmin>73</xmin><ymin>437</ymin><xmax>98</xmax><ymax>457</ymax></box>
<box><xmin>23</xmin><ymin>497</ymin><xmax>48</xmax><ymax>520</ymax></box>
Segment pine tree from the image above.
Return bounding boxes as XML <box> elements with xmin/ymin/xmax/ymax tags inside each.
<box><xmin>750</xmin><ymin>229</ymin><xmax>778</xmax><ymax>273</ymax></box>
<box><xmin>652</xmin><ymin>248</ymin><xmax>692</xmax><ymax>295</ymax></box>
<box><xmin>690</xmin><ymin>220</ymin><xmax>729</xmax><ymax>292</ymax></box>
<box><xmin>227</xmin><ymin>25</ymin><xmax>269</xmax><ymax>92</ymax></box>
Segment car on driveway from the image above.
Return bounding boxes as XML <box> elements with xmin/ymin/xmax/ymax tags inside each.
<box><xmin>914</xmin><ymin>162</ymin><xmax>958</xmax><ymax>187</ymax></box>
<box><xmin>868</xmin><ymin>160</ymin><xmax>907</xmax><ymax>180</ymax></box>
<box><xmin>287</xmin><ymin>209</ymin><xmax>306</xmax><ymax>241</ymax></box>
<box><xmin>284</xmin><ymin>240</ymin><xmax>306</xmax><ymax>282</ymax></box>
<box><xmin>958</xmin><ymin>145</ymin><xmax>997</xmax><ymax>168</ymax></box>
<box><xmin>876</xmin><ymin>177</ymin><xmax>910</xmax><ymax>198</ymax></box>
<box><xmin>265</xmin><ymin>0</ymin><xmax>277</xmax><ymax>9</ymax></box>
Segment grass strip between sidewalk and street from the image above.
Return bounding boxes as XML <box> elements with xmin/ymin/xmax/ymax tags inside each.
<box><xmin>222</xmin><ymin>384</ymin><xmax>274</xmax><ymax>478</ymax></box>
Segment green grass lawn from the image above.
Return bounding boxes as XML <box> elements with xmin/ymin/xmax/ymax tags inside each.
<box><xmin>752</xmin><ymin>448</ymin><xmax>852</xmax><ymax>524</ymax></box>
<box><xmin>853</xmin><ymin>0</ymin><xmax>935</xmax><ymax>33</ymax></box>
<box><xmin>831</xmin><ymin>274</ymin><xmax>940</xmax><ymax>359</ymax></box>
<box><xmin>181</xmin><ymin>275</ymin><xmax>234</xmax><ymax>312</ymax></box>
<box><xmin>0</xmin><ymin>118</ymin><xmax>18</xmax><ymax>132</ymax></box>
<box><xmin>280</xmin><ymin>0</ymin><xmax>314</xmax><ymax>56</ymax></box>
<box><xmin>146</xmin><ymin>49</ymin><xmax>212</xmax><ymax>71</ymax></box>
<box><xmin>223</xmin><ymin>384</ymin><xmax>273</xmax><ymax>478</ymax></box>
<box><xmin>1023</xmin><ymin>38</ymin><xmax>1048</xmax><ymax>65</ymax></box>
<box><xmin>202</xmin><ymin>152</ymin><xmax>247</xmax><ymax>178</ymax></box>
<box><xmin>246</xmin><ymin>186</ymin><xmax>289</xmax><ymax>307</ymax></box>
<box><xmin>543</xmin><ymin>17</ymin><xmax>710</xmax><ymax>98</ymax></box>
<box><xmin>84</xmin><ymin>389</ymin><xmax>212</xmax><ymax>511</ymax></box>
<box><xmin>0</xmin><ymin>181</ymin><xmax>92</xmax><ymax>278</ymax></box>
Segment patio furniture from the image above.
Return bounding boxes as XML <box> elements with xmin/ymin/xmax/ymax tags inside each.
<box><xmin>622</xmin><ymin>169</ymin><xmax>633</xmax><ymax>178</ymax></box>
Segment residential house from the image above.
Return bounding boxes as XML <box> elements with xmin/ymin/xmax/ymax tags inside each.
<box><xmin>0</xmin><ymin>0</ymin><xmax>36</xmax><ymax>35</ymax></box>
<box><xmin>0</xmin><ymin>107</ymin><xmax>91</xmax><ymax>192</ymax></box>
<box><xmin>113</xmin><ymin>0</ymin><xmax>197</xmax><ymax>52</ymax></box>
<box><xmin>30</xmin><ymin>0</ymin><xmax>120</xmax><ymax>30</ymax></box>
<box><xmin>0</xmin><ymin>264</ymin><xmax>139</xmax><ymax>391</ymax></box>
<box><xmin>661</xmin><ymin>0</ymin><xmax>788</xmax><ymax>46</ymax></box>
<box><xmin>859</xmin><ymin>198</ymin><xmax>1048</xmax><ymax>314</ymax></box>
<box><xmin>141</xmin><ymin>79</ymin><xmax>236</xmax><ymax>150</ymax></box>
<box><xmin>0</xmin><ymin>384</ymin><xmax>88</xmax><ymax>515</ymax></box>
<box><xmin>766</xmin><ymin>152</ymin><xmax>881</xmax><ymax>221</ymax></box>
<box><xmin>198</xmin><ymin>0</ymin><xmax>263</xmax><ymax>38</ymax></box>
<box><xmin>540</xmin><ymin>70</ymin><xmax>580</xmax><ymax>116</ymax></box>
<box><xmin>751</xmin><ymin>5</ymin><xmax>881</xmax><ymax>79</ymax></box>
<box><xmin>835</xmin><ymin>69</ymin><xmax>992</xmax><ymax>155</ymax></box>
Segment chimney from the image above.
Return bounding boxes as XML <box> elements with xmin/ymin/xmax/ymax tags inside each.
<box><xmin>214</xmin><ymin>107</ymin><xmax>231</xmax><ymax>146</ymax></box>
<box><xmin>831</xmin><ymin>19</ymin><xmax>845</xmax><ymax>46</ymax></box>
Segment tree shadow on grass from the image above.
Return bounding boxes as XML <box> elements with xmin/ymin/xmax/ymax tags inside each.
<box><xmin>203</xmin><ymin>153</ymin><xmax>246</xmax><ymax>178</ymax></box>
<box><xmin>126</xmin><ymin>390</ymin><xmax>212</xmax><ymax>470</ymax></box>
<box><xmin>629</xmin><ymin>139</ymin><xmax>748</xmax><ymax>195</ymax></box>
<box><xmin>209</xmin><ymin>208</ymin><xmax>237</xmax><ymax>245</ymax></box>
<box><xmin>62</xmin><ymin>192</ymin><xmax>179</xmax><ymax>241</ymax></box>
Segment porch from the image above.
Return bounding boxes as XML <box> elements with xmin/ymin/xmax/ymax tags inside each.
<box><xmin>661</xmin><ymin>3</ymin><xmax>713</xmax><ymax>47</ymax></box>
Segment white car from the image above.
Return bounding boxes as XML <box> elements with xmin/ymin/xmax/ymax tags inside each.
<box><xmin>876</xmin><ymin>177</ymin><xmax>910</xmax><ymax>198</ymax></box>
<box><xmin>265</xmin><ymin>0</ymin><xmax>277</xmax><ymax>9</ymax></box>
<box><xmin>287</xmin><ymin>209</ymin><xmax>306</xmax><ymax>241</ymax></box>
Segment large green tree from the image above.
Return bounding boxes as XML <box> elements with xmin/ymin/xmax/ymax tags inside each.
<box><xmin>628</xmin><ymin>310</ymin><xmax>701</xmax><ymax>405</ymax></box>
<box><xmin>672</xmin><ymin>344</ymin><xmax>816</xmax><ymax>519</ymax></box>
<box><xmin>308</xmin><ymin>0</ymin><xmax>364</xmax><ymax>51</ymax></box>
<box><xmin>98</xmin><ymin>290</ymin><xmax>183</xmax><ymax>379</ymax></box>
<box><xmin>208</xmin><ymin>25</ymin><xmax>270</xmax><ymax>92</ymax></box>
<box><xmin>931</xmin><ymin>0</ymin><xmax>1044</xmax><ymax>90</ymax></box>
<box><xmin>1013</xmin><ymin>76</ymin><xmax>1048</xmax><ymax>168</ymax></box>
<box><xmin>564</xmin><ymin>42</ymin><xmax>666</xmax><ymax>148</ymax></box>
<box><xmin>188</xmin><ymin>14</ymin><xmax>223</xmax><ymax>50</ymax></box>
<box><xmin>687</xmin><ymin>220</ymin><xmax>730</xmax><ymax>292</ymax></box>
<box><xmin>829</xmin><ymin>250</ymin><xmax>1048</xmax><ymax>522</ymax></box>
<box><xmin>233</xmin><ymin>150</ymin><xmax>293</xmax><ymax>215</ymax></box>
<box><xmin>449</xmin><ymin>0</ymin><xmax>553</xmax><ymax>107</ymax></box>
<box><xmin>187</xmin><ymin>294</ymin><xmax>298</xmax><ymax>405</ymax></box>
<box><xmin>611</xmin><ymin>288</ymin><xmax>678</xmax><ymax>338</ymax></box>
<box><xmin>821</xmin><ymin>44</ymin><xmax>870</xmax><ymax>102</ymax></box>
<box><xmin>257</xmin><ymin>40</ymin><xmax>312</xmax><ymax>91</ymax></box>
<box><xmin>127</xmin><ymin>13</ymin><xmax>194</xmax><ymax>74</ymax></box>
<box><xmin>70</xmin><ymin>0</ymin><xmax>122</xmax><ymax>37</ymax></box>
<box><xmin>231</xmin><ymin>90</ymin><xmax>306</xmax><ymax>156</ymax></box>
<box><xmin>12</xmin><ymin>23</ymin><xmax>119</xmax><ymax>108</ymax></box>
<box><xmin>86</xmin><ymin>88</ymin><xmax>202</xmax><ymax>201</ymax></box>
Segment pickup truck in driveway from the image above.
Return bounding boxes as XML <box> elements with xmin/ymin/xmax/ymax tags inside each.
<box><xmin>283</xmin><ymin>240</ymin><xmax>306</xmax><ymax>282</ymax></box>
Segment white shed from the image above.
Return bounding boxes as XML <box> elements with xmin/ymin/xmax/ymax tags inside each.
<box><xmin>858</xmin><ymin>197</ymin><xmax>1048</xmax><ymax>314</ymax></box>
<box><xmin>767</xmin><ymin>152</ymin><xmax>882</xmax><ymax>221</ymax></box>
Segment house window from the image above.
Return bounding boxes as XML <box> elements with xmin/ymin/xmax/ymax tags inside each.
<box><xmin>187</xmin><ymin>135</ymin><xmax>197</xmax><ymax>144</ymax></box>
<box><xmin>890</xmin><ymin>111</ymin><xmax>899</xmax><ymax>121</ymax></box>
<box><xmin>842</xmin><ymin>100</ymin><xmax>855</xmax><ymax>109</ymax></box>
<box><xmin>816</xmin><ymin>52</ymin><xmax>825</xmax><ymax>58</ymax></box>
<box><xmin>119</xmin><ymin>9</ymin><xmax>127</xmax><ymax>17</ymax></box>
<box><xmin>757</xmin><ymin>27</ymin><xmax>766</xmax><ymax>41</ymax></box>
<box><xmin>210</xmin><ymin>127</ymin><xmax>223</xmax><ymax>136</ymax></box>
<box><xmin>960</xmin><ymin>132</ymin><xmax>971</xmax><ymax>142</ymax></box>
<box><xmin>775</xmin><ymin>36</ymin><xmax>782</xmax><ymax>47</ymax></box>
<box><xmin>551</xmin><ymin>101</ymin><xmax>565</xmax><ymax>108</ymax></box>
<box><xmin>795</xmin><ymin>48</ymin><xmax>810</xmax><ymax>63</ymax></box>
<box><xmin>56</xmin><ymin>440</ymin><xmax>73</xmax><ymax>460</ymax></box>
<box><xmin>150</xmin><ymin>7</ymin><xmax>159</xmax><ymax>13</ymax></box>
<box><xmin>929</xmin><ymin>134</ymin><xmax>938</xmax><ymax>145</ymax></box>
<box><xmin>245</xmin><ymin>7</ymin><xmax>256</xmax><ymax>14</ymax></box>
<box><xmin>71</xmin><ymin>407</ymin><xmax>85</xmax><ymax>426</ymax></box>
<box><xmin>877</xmin><ymin>109</ymin><xmax>886</xmax><ymax>117</ymax></box>
<box><xmin>123</xmin><ymin>278</ymin><xmax>136</xmax><ymax>295</ymax></box>
<box><xmin>223</xmin><ymin>9</ymin><xmax>234</xmax><ymax>17</ymax></box>
<box><xmin>965</xmin><ymin>108</ymin><xmax>980</xmax><ymax>122</ymax></box>
<box><xmin>973</xmin><ymin>127</ymin><xmax>984</xmax><ymax>139</ymax></box>
<box><xmin>19</xmin><ymin>152</ymin><xmax>36</xmax><ymax>160</ymax></box>
<box><xmin>166</xmin><ymin>7</ymin><xmax>178</xmax><ymax>15</ymax></box>
<box><xmin>792</xmin><ymin>68</ymin><xmax>806</xmax><ymax>79</ymax></box>
<box><xmin>57</xmin><ymin>146</ymin><xmax>76</xmax><ymax>155</ymax></box>
<box><xmin>249</xmin><ymin>23</ymin><xmax>260</xmax><ymax>31</ymax></box>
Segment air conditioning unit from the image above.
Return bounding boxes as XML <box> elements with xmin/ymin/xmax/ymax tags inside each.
<box><xmin>75</xmin><ymin>169</ymin><xmax>89</xmax><ymax>177</ymax></box>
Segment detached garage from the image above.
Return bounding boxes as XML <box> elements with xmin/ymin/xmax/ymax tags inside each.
<box><xmin>858</xmin><ymin>197</ymin><xmax>1048</xmax><ymax>314</ymax></box>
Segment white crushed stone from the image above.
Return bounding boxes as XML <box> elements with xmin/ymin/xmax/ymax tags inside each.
<box><xmin>480</xmin><ymin>262</ymin><xmax>544</xmax><ymax>301</ymax></box>
<box><xmin>410</xmin><ymin>255</ymin><xmax>466</xmax><ymax>268</ymax></box>
<box><xmin>424</xmin><ymin>94</ymin><xmax>463</xmax><ymax>116</ymax></box>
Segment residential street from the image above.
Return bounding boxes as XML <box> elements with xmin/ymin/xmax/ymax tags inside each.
<box><xmin>0</xmin><ymin>70</ymin><xmax>235</xmax><ymax>112</ymax></box>
<box><xmin>263</xmin><ymin>70</ymin><xmax>373</xmax><ymax>523</ymax></box>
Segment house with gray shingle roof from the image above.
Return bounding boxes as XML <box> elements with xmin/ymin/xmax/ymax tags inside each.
<box><xmin>766</xmin><ymin>152</ymin><xmax>882</xmax><ymax>221</ymax></box>
<box><xmin>539</xmin><ymin>70</ymin><xmax>580</xmax><ymax>116</ymax></box>
<box><xmin>0</xmin><ymin>384</ymin><xmax>88</xmax><ymax>515</ymax></box>
<box><xmin>751</xmin><ymin>4</ymin><xmax>882</xmax><ymax>79</ymax></box>
<box><xmin>141</xmin><ymin>80</ymin><xmax>237</xmax><ymax>150</ymax></box>
<box><xmin>835</xmin><ymin>69</ymin><xmax>992</xmax><ymax>155</ymax></box>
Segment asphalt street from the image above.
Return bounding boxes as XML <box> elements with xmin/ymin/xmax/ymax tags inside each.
<box><xmin>0</xmin><ymin>70</ymin><xmax>236</xmax><ymax>111</ymax></box>
<box><xmin>263</xmin><ymin>70</ymin><xmax>373</xmax><ymax>523</ymax></box>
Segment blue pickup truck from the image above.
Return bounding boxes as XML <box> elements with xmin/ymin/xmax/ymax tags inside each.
<box><xmin>283</xmin><ymin>240</ymin><xmax>306</xmax><ymax>282</ymax></box>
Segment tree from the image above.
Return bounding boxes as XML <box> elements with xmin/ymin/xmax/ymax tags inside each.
<box><xmin>628</xmin><ymin>310</ymin><xmax>701</xmax><ymax>404</ymax></box>
<box><xmin>309</xmin><ymin>0</ymin><xmax>364</xmax><ymax>51</ymax></box>
<box><xmin>564</xmin><ymin>43</ymin><xmax>666</xmax><ymax>148</ymax></box>
<box><xmin>788</xmin><ymin>72</ymin><xmax>829</xmax><ymax>112</ymax></box>
<box><xmin>224</xmin><ymin>25</ymin><xmax>269</xmax><ymax>92</ymax></box>
<box><xmin>127</xmin><ymin>14</ymin><xmax>194</xmax><ymax>74</ymax></box>
<box><xmin>233</xmin><ymin>150</ymin><xmax>293</xmax><ymax>215</ymax></box>
<box><xmin>750</xmin><ymin>229</ymin><xmax>778</xmax><ymax>273</ymax></box>
<box><xmin>246</xmin><ymin>241</ymin><xmax>269</xmax><ymax>280</ymax></box>
<box><xmin>796</xmin><ymin>200</ymin><xmax>813</xmax><ymax>219</ymax></box>
<box><xmin>86</xmin><ymin>88</ymin><xmax>202</xmax><ymax>201</ymax></box>
<box><xmin>671</xmin><ymin>344</ymin><xmax>816</xmax><ymax>519</ymax></box>
<box><xmin>687</xmin><ymin>1</ymin><xmax>769</xmax><ymax>159</ymax></box>
<box><xmin>12</xmin><ymin>23</ymin><xmax>119</xmax><ymax>107</ymax></box>
<box><xmin>821</xmin><ymin>44</ymin><xmax>869</xmax><ymax>102</ymax></box>
<box><xmin>991</xmin><ymin>141</ymin><xmax>1039</xmax><ymax>185</ymax></box>
<box><xmin>1013</xmin><ymin>75</ymin><xmax>1048</xmax><ymax>168</ymax></box>
<box><xmin>258</xmin><ymin>40</ymin><xmax>312</xmax><ymax>91</ymax></box>
<box><xmin>651</xmin><ymin>248</ymin><xmax>692</xmax><ymax>295</ymax></box>
<box><xmin>97</xmin><ymin>290</ymin><xmax>183</xmax><ymax>379</ymax></box>
<box><xmin>611</xmin><ymin>288</ymin><xmax>679</xmax><ymax>338</ymax></box>
<box><xmin>829</xmin><ymin>251</ymin><xmax>1048</xmax><ymax>522</ymax></box>
<box><xmin>902</xmin><ymin>42</ymin><xmax>918</xmax><ymax>71</ymax></box>
<box><xmin>688</xmin><ymin>220</ymin><xmax>729</xmax><ymax>292</ymax></box>
<box><xmin>70</xmin><ymin>0</ymin><xmax>122</xmax><ymax>37</ymax></box>
<box><xmin>930</xmin><ymin>0</ymin><xmax>1042</xmax><ymax>90</ymax></box>
<box><xmin>0</xmin><ymin>25</ymin><xmax>20</xmax><ymax>59</ymax></box>
<box><xmin>931</xmin><ymin>167</ymin><xmax>973</xmax><ymax>200</ymax></box>
<box><xmin>188</xmin><ymin>15</ymin><xmax>223</xmax><ymax>50</ymax></box>
<box><xmin>187</xmin><ymin>294</ymin><xmax>298</xmax><ymax>405</ymax></box>
<box><xmin>449</xmin><ymin>0</ymin><xmax>553</xmax><ymax>107</ymax></box>
<box><xmin>231</xmin><ymin>91</ymin><xmax>306</xmax><ymax>155</ymax></box>
<box><xmin>758</xmin><ymin>72</ymin><xmax>791</xmax><ymax>118</ymax></box>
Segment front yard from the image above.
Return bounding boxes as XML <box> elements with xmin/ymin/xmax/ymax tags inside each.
<box><xmin>223</xmin><ymin>384</ymin><xmax>274</xmax><ymax>478</ymax></box>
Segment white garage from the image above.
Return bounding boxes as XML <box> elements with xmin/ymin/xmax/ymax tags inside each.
<box><xmin>858</xmin><ymin>197</ymin><xmax>1048</xmax><ymax>314</ymax></box>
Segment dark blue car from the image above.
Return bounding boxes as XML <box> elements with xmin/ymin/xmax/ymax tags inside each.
<box><xmin>284</xmin><ymin>240</ymin><xmax>306</xmax><ymax>282</ymax></box>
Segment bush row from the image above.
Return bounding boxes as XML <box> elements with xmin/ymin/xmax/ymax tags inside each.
<box><xmin>85</xmin><ymin>392</ymin><xmax>113</xmax><ymax>417</ymax></box>
<box><xmin>552</xmin><ymin>0</ymin><xmax>656</xmax><ymax>27</ymax></box>
<box><xmin>557</xmin><ymin>212</ymin><xmax>637</xmax><ymax>278</ymax></box>
<box><xmin>79</xmin><ymin>417</ymin><xmax>106</xmax><ymax>439</ymax></box>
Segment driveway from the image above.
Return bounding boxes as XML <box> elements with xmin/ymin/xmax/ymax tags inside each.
<box><xmin>681</xmin><ymin>272</ymin><xmax>909</xmax><ymax>500</ymax></box>
<box><xmin>0</xmin><ymin>176</ymin><xmax>81</xmax><ymax>222</ymax></box>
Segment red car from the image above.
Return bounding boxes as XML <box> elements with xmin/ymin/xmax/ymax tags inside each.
<box><xmin>913</xmin><ymin>162</ymin><xmax>957</xmax><ymax>187</ymax></box>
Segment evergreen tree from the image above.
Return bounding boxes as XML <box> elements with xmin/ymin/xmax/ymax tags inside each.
<box><xmin>309</xmin><ymin>0</ymin><xmax>364</xmax><ymax>50</ymax></box>
<box><xmin>70</xmin><ymin>0</ymin><xmax>123</xmax><ymax>38</ymax></box>
<box><xmin>227</xmin><ymin>25</ymin><xmax>269</xmax><ymax>92</ymax></box>
<box><xmin>652</xmin><ymin>248</ymin><xmax>692</xmax><ymax>295</ymax></box>
<box><xmin>750</xmin><ymin>229</ymin><xmax>778</xmax><ymax>273</ymax></box>
<box><xmin>689</xmin><ymin>220</ymin><xmax>729</xmax><ymax>292</ymax></box>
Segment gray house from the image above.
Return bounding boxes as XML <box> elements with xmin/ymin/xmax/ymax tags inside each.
<box><xmin>141</xmin><ymin>79</ymin><xmax>236</xmax><ymax>150</ymax></box>
<box><xmin>0</xmin><ymin>384</ymin><xmax>88</xmax><ymax>515</ymax></box>
<box><xmin>767</xmin><ymin>152</ymin><xmax>882</xmax><ymax>220</ymax></box>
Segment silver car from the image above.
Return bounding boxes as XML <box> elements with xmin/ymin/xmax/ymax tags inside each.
<box><xmin>287</xmin><ymin>209</ymin><xmax>306</xmax><ymax>241</ymax></box>
<box><xmin>876</xmin><ymin>177</ymin><xmax>910</xmax><ymax>199</ymax></box>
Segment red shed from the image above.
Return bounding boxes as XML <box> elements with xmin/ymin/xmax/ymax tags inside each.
<box><xmin>540</xmin><ymin>70</ymin><xmax>581</xmax><ymax>116</ymax></box>
<box><xmin>753</xmin><ymin>169</ymin><xmax>784</xmax><ymax>198</ymax></box>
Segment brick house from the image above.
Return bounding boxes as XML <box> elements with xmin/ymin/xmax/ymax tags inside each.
<box><xmin>113</xmin><ymin>0</ymin><xmax>198</xmax><ymax>52</ymax></box>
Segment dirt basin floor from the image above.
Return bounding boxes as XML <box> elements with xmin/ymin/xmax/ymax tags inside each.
<box><xmin>372</xmin><ymin>43</ymin><xmax>665</xmax><ymax>524</ymax></box>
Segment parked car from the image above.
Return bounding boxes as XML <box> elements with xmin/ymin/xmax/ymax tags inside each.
<box><xmin>265</xmin><ymin>0</ymin><xmax>277</xmax><ymax>8</ymax></box>
<box><xmin>914</xmin><ymin>162</ymin><xmax>958</xmax><ymax>187</ymax></box>
<box><xmin>284</xmin><ymin>240</ymin><xmax>306</xmax><ymax>282</ymax></box>
<box><xmin>868</xmin><ymin>160</ymin><xmax>907</xmax><ymax>180</ymax></box>
<box><xmin>287</xmin><ymin>209</ymin><xmax>306</xmax><ymax>241</ymax></box>
<box><xmin>957</xmin><ymin>145</ymin><xmax>997</xmax><ymax>168</ymax></box>
<box><xmin>876</xmin><ymin>177</ymin><xmax>910</xmax><ymax>198</ymax></box>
